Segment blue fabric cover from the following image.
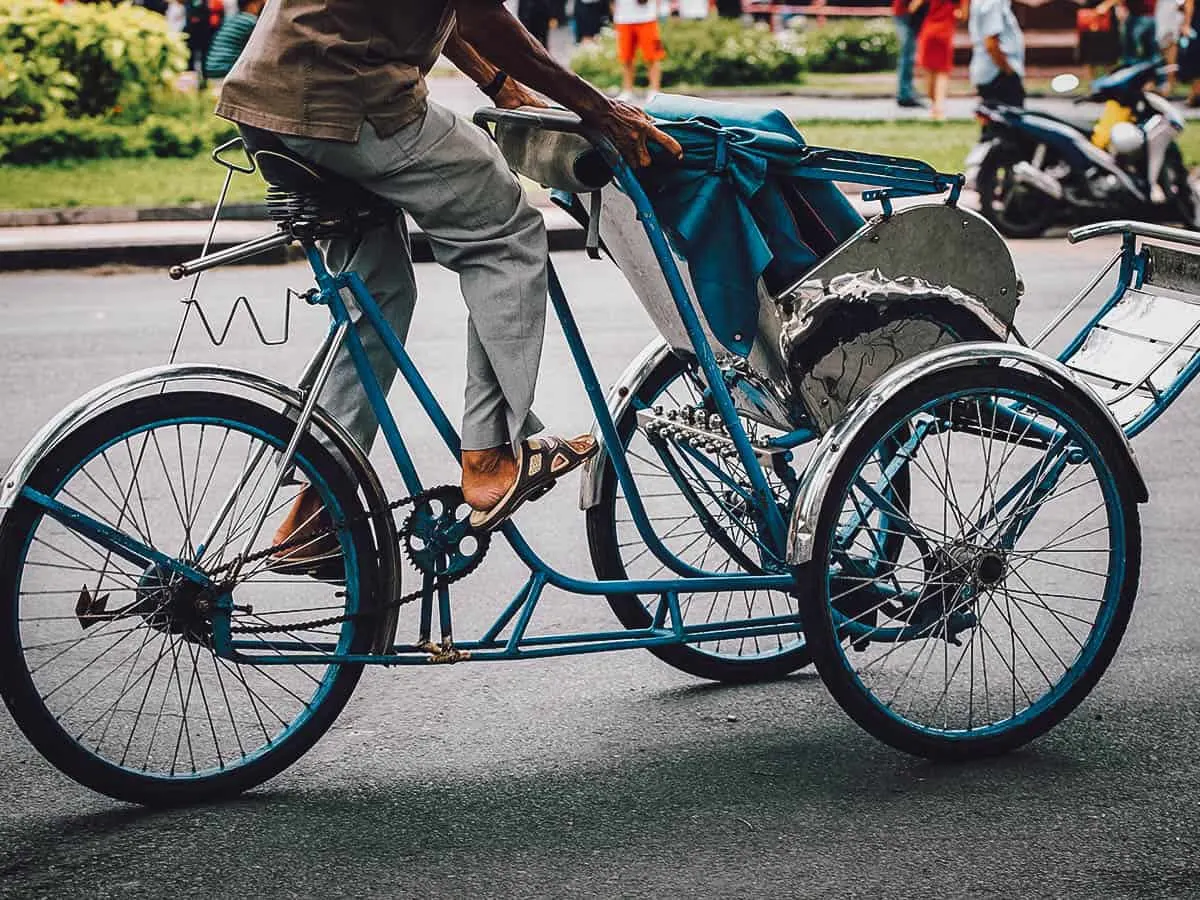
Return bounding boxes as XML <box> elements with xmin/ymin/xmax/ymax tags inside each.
<box><xmin>640</xmin><ymin>94</ymin><xmax>864</xmax><ymax>356</ymax></box>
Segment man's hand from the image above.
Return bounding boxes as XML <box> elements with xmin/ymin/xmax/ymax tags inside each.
<box><xmin>452</xmin><ymin>1</ymin><xmax>682</xmax><ymax>168</ymax></box>
<box><xmin>583</xmin><ymin>99</ymin><xmax>683</xmax><ymax>168</ymax></box>
<box><xmin>494</xmin><ymin>78</ymin><xmax>549</xmax><ymax>110</ymax></box>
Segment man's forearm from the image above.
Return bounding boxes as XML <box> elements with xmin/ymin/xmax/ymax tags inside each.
<box><xmin>453</xmin><ymin>0</ymin><xmax>608</xmax><ymax>118</ymax></box>
<box><xmin>442</xmin><ymin>29</ymin><xmax>500</xmax><ymax>87</ymax></box>
<box><xmin>985</xmin><ymin>35</ymin><xmax>1011</xmax><ymax>73</ymax></box>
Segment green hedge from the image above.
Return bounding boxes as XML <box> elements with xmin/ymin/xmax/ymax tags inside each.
<box><xmin>569</xmin><ymin>16</ymin><xmax>899</xmax><ymax>89</ymax></box>
<box><xmin>0</xmin><ymin>0</ymin><xmax>187</xmax><ymax>124</ymax></box>
<box><xmin>790</xmin><ymin>18</ymin><xmax>899</xmax><ymax>74</ymax></box>
<box><xmin>571</xmin><ymin>17</ymin><xmax>805</xmax><ymax>88</ymax></box>
<box><xmin>0</xmin><ymin>115</ymin><xmax>237</xmax><ymax>164</ymax></box>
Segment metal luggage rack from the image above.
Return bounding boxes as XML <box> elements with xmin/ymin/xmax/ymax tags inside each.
<box><xmin>1036</xmin><ymin>220</ymin><xmax>1200</xmax><ymax>439</ymax></box>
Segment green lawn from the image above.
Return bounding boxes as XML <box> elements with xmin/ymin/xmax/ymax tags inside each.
<box><xmin>0</xmin><ymin>155</ymin><xmax>266</xmax><ymax>210</ymax></box>
<box><xmin>3</xmin><ymin>120</ymin><xmax>1200</xmax><ymax>211</ymax></box>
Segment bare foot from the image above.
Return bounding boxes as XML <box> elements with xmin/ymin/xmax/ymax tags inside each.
<box><xmin>461</xmin><ymin>435</ymin><xmax>596</xmax><ymax>512</ymax></box>
<box><xmin>461</xmin><ymin>446</ymin><xmax>518</xmax><ymax>512</ymax></box>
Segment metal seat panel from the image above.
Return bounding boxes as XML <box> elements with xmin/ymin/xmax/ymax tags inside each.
<box><xmin>1067</xmin><ymin>326</ymin><xmax>1195</xmax><ymax>393</ymax></box>
<box><xmin>1100</xmin><ymin>289</ymin><xmax>1200</xmax><ymax>344</ymax></box>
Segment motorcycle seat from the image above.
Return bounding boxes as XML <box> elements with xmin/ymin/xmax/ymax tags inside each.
<box><xmin>990</xmin><ymin>105</ymin><xmax>1097</xmax><ymax>137</ymax></box>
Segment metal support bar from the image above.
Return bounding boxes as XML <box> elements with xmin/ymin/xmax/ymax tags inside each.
<box><xmin>168</xmin><ymin>231</ymin><xmax>293</xmax><ymax>281</ymax></box>
<box><xmin>1068</xmin><ymin>219</ymin><xmax>1200</xmax><ymax>248</ymax></box>
<box><xmin>1032</xmin><ymin>249</ymin><xmax>1124</xmax><ymax>350</ymax></box>
<box><xmin>227</xmin><ymin>322</ymin><xmax>348</xmax><ymax>580</ymax></box>
<box><xmin>1095</xmin><ymin>314</ymin><xmax>1200</xmax><ymax>406</ymax></box>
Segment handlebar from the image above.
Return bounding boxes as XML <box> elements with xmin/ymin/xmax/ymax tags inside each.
<box><xmin>473</xmin><ymin>105</ymin><xmax>589</xmax><ymax>135</ymax></box>
<box><xmin>1068</xmin><ymin>220</ymin><xmax>1200</xmax><ymax>247</ymax></box>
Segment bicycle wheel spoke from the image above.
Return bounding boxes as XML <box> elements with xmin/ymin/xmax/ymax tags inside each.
<box><xmin>7</xmin><ymin>399</ymin><xmax>367</xmax><ymax>796</ymax></box>
<box><xmin>811</xmin><ymin>372</ymin><xmax>1131</xmax><ymax>748</ymax></box>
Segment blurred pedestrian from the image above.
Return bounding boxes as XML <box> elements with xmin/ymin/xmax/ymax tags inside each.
<box><xmin>165</xmin><ymin>0</ymin><xmax>186</xmax><ymax>31</ymax></box>
<box><xmin>716</xmin><ymin>0</ymin><xmax>741</xmax><ymax>17</ymax></box>
<box><xmin>970</xmin><ymin>0</ymin><xmax>1026</xmax><ymax>106</ymax></box>
<box><xmin>184</xmin><ymin>0</ymin><xmax>214</xmax><ymax>88</ymax></box>
<box><xmin>914</xmin><ymin>0</ymin><xmax>964</xmax><ymax>119</ymax></box>
<box><xmin>574</xmin><ymin>0</ymin><xmax>607</xmax><ymax>43</ymax></box>
<box><xmin>1157</xmin><ymin>0</ymin><xmax>1186</xmax><ymax>88</ymax></box>
<box><xmin>679</xmin><ymin>0</ymin><xmax>712</xmax><ymax>18</ymax></box>
<box><xmin>1097</xmin><ymin>0</ymin><xmax>1158</xmax><ymax>64</ymax></box>
<box><xmin>1179</xmin><ymin>0</ymin><xmax>1200</xmax><ymax>101</ymax></box>
<box><xmin>614</xmin><ymin>0</ymin><xmax>666</xmax><ymax>101</ymax></box>
<box><xmin>518</xmin><ymin>0</ymin><xmax>566</xmax><ymax>48</ymax></box>
<box><xmin>893</xmin><ymin>0</ymin><xmax>928</xmax><ymax>107</ymax></box>
<box><xmin>204</xmin><ymin>0</ymin><xmax>264</xmax><ymax>79</ymax></box>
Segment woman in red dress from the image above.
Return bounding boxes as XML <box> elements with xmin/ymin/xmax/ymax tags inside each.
<box><xmin>912</xmin><ymin>0</ymin><xmax>967</xmax><ymax>119</ymax></box>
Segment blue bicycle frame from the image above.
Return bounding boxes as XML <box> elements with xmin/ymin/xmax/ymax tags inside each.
<box><xmin>20</xmin><ymin>119</ymin><xmax>966</xmax><ymax>667</ymax></box>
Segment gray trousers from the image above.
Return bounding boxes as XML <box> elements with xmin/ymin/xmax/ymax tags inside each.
<box><xmin>280</xmin><ymin>101</ymin><xmax>548</xmax><ymax>452</ymax></box>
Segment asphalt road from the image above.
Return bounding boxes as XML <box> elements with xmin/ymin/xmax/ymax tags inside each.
<box><xmin>0</xmin><ymin>241</ymin><xmax>1197</xmax><ymax>899</ymax></box>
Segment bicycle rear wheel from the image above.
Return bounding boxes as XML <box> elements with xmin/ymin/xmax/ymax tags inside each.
<box><xmin>0</xmin><ymin>391</ymin><xmax>377</xmax><ymax>805</ymax></box>
<box><xmin>797</xmin><ymin>366</ymin><xmax>1141</xmax><ymax>758</ymax></box>
<box><xmin>587</xmin><ymin>351</ymin><xmax>815</xmax><ymax>682</ymax></box>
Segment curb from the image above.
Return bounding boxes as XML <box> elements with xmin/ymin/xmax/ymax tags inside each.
<box><xmin>0</xmin><ymin>182</ymin><xmax>872</xmax><ymax>231</ymax></box>
<box><xmin>0</xmin><ymin>203</ymin><xmax>271</xmax><ymax>229</ymax></box>
<box><xmin>0</xmin><ymin>209</ymin><xmax>588</xmax><ymax>273</ymax></box>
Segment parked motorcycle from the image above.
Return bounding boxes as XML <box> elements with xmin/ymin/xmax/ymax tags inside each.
<box><xmin>966</xmin><ymin>60</ymin><xmax>1200</xmax><ymax>238</ymax></box>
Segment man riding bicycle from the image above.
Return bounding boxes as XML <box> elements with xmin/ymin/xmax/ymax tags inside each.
<box><xmin>215</xmin><ymin>0</ymin><xmax>681</xmax><ymax>570</ymax></box>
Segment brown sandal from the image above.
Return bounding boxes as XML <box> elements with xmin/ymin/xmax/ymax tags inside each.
<box><xmin>467</xmin><ymin>435</ymin><xmax>599</xmax><ymax>532</ymax></box>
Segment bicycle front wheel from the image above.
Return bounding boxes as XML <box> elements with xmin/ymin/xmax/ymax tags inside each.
<box><xmin>0</xmin><ymin>391</ymin><xmax>378</xmax><ymax>805</ymax></box>
<box><xmin>797</xmin><ymin>366</ymin><xmax>1141</xmax><ymax>759</ymax></box>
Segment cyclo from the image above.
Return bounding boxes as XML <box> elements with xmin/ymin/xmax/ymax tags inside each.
<box><xmin>0</xmin><ymin>98</ymin><xmax>1186</xmax><ymax>805</ymax></box>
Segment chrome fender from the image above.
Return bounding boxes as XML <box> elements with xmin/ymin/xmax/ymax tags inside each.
<box><xmin>579</xmin><ymin>336</ymin><xmax>675</xmax><ymax>510</ymax></box>
<box><xmin>785</xmin><ymin>342</ymin><xmax>1149</xmax><ymax>566</ymax></box>
<box><xmin>0</xmin><ymin>364</ymin><xmax>403</xmax><ymax>655</ymax></box>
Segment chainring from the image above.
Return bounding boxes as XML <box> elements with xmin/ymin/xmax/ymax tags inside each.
<box><xmin>400</xmin><ymin>485</ymin><xmax>490</xmax><ymax>580</ymax></box>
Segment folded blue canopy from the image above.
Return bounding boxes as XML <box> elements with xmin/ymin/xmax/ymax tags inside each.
<box><xmin>640</xmin><ymin>95</ymin><xmax>865</xmax><ymax>357</ymax></box>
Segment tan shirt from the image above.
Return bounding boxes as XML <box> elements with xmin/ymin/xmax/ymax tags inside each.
<box><xmin>216</xmin><ymin>0</ymin><xmax>456</xmax><ymax>142</ymax></box>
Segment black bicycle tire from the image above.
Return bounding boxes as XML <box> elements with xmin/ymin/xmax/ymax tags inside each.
<box><xmin>797</xmin><ymin>366</ymin><xmax>1141</xmax><ymax>759</ymax></box>
<box><xmin>976</xmin><ymin>142</ymin><xmax>1058</xmax><ymax>239</ymax></box>
<box><xmin>0</xmin><ymin>391</ymin><xmax>378</xmax><ymax>806</ymax></box>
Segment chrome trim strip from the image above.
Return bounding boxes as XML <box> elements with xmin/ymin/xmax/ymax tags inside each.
<box><xmin>1069</xmin><ymin>219</ymin><xmax>1200</xmax><ymax>248</ymax></box>
<box><xmin>578</xmin><ymin>337</ymin><xmax>676</xmax><ymax>510</ymax></box>
<box><xmin>168</xmin><ymin>230</ymin><xmax>292</xmax><ymax>280</ymax></box>
<box><xmin>0</xmin><ymin>364</ymin><xmax>402</xmax><ymax>655</ymax></box>
<box><xmin>785</xmin><ymin>341</ymin><xmax>1148</xmax><ymax>566</ymax></box>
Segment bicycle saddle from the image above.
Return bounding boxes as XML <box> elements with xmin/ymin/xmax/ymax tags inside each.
<box><xmin>238</xmin><ymin>125</ymin><xmax>397</xmax><ymax>238</ymax></box>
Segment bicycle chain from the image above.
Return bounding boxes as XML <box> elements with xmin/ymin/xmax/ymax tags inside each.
<box><xmin>204</xmin><ymin>485</ymin><xmax>480</xmax><ymax>636</ymax></box>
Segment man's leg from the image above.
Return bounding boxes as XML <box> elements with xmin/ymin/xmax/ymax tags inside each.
<box><xmin>279</xmin><ymin>103</ymin><xmax>552</xmax><ymax>506</ymax></box>
<box><xmin>647</xmin><ymin>59</ymin><xmax>663</xmax><ymax>95</ymax></box>
<box><xmin>616</xmin><ymin>24</ymin><xmax>636</xmax><ymax>97</ymax></box>
<box><xmin>642</xmin><ymin>22</ymin><xmax>666</xmax><ymax>95</ymax></box>
<box><xmin>318</xmin><ymin>216</ymin><xmax>419</xmax><ymax>454</ymax></box>
<box><xmin>268</xmin><ymin>214</ymin><xmax>418</xmax><ymax>562</ymax></box>
<box><xmin>895</xmin><ymin>16</ymin><xmax>917</xmax><ymax>103</ymax></box>
<box><xmin>621</xmin><ymin>59</ymin><xmax>636</xmax><ymax>96</ymax></box>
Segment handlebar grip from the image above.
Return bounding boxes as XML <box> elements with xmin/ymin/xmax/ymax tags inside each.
<box><xmin>473</xmin><ymin>106</ymin><xmax>587</xmax><ymax>134</ymax></box>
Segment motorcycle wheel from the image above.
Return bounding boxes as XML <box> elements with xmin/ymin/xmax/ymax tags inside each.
<box><xmin>1159</xmin><ymin>145</ymin><xmax>1200</xmax><ymax>230</ymax></box>
<box><xmin>975</xmin><ymin>143</ymin><xmax>1059</xmax><ymax>239</ymax></box>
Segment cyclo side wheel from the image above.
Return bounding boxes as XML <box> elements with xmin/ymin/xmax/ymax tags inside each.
<box><xmin>587</xmin><ymin>350</ymin><xmax>817</xmax><ymax>683</ymax></box>
<box><xmin>796</xmin><ymin>366</ymin><xmax>1141</xmax><ymax>759</ymax></box>
<box><xmin>0</xmin><ymin>391</ymin><xmax>378</xmax><ymax>805</ymax></box>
